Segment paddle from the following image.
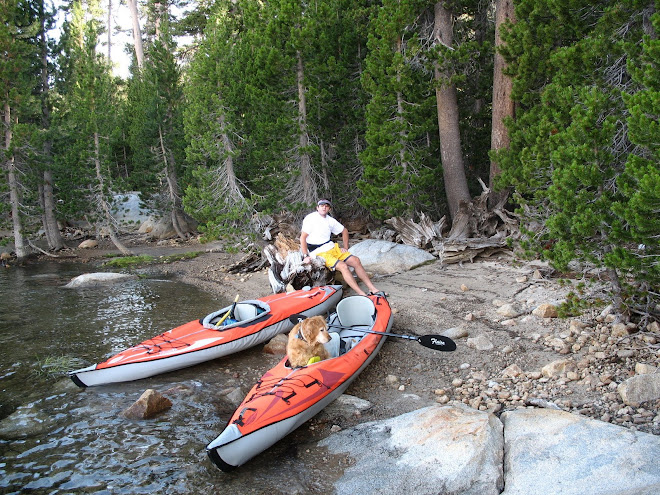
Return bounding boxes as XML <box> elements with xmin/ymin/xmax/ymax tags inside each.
<box><xmin>289</xmin><ymin>314</ymin><xmax>456</xmax><ymax>352</ymax></box>
<box><xmin>216</xmin><ymin>294</ymin><xmax>239</xmax><ymax>328</ymax></box>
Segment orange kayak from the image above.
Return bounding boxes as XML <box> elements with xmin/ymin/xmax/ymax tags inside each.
<box><xmin>206</xmin><ymin>292</ymin><xmax>392</xmax><ymax>471</ymax></box>
<box><xmin>69</xmin><ymin>285</ymin><xmax>343</xmax><ymax>387</ymax></box>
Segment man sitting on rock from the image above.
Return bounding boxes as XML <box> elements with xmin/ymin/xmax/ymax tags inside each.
<box><xmin>300</xmin><ymin>199</ymin><xmax>380</xmax><ymax>297</ymax></box>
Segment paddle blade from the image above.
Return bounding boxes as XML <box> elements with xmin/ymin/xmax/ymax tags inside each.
<box><xmin>289</xmin><ymin>313</ymin><xmax>307</xmax><ymax>324</ymax></box>
<box><xmin>417</xmin><ymin>334</ymin><xmax>457</xmax><ymax>352</ymax></box>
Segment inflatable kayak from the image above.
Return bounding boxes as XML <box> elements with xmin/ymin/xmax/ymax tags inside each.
<box><xmin>206</xmin><ymin>292</ymin><xmax>392</xmax><ymax>471</ymax></box>
<box><xmin>69</xmin><ymin>285</ymin><xmax>343</xmax><ymax>387</ymax></box>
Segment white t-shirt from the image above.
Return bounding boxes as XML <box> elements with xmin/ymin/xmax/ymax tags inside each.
<box><xmin>301</xmin><ymin>212</ymin><xmax>345</xmax><ymax>254</ymax></box>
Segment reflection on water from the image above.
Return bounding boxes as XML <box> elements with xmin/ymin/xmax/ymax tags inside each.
<box><xmin>0</xmin><ymin>262</ymin><xmax>339</xmax><ymax>494</ymax></box>
<box><xmin>0</xmin><ymin>262</ymin><xmax>233</xmax><ymax>494</ymax></box>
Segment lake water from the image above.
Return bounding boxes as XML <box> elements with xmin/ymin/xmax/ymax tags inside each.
<box><xmin>0</xmin><ymin>261</ymin><xmax>337</xmax><ymax>494</ymax></box>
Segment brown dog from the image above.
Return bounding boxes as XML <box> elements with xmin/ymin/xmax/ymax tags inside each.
<box><xmin>287</xmin><ymin>315</ymin><xmax>331</xmax><ymax>367</ymax></box>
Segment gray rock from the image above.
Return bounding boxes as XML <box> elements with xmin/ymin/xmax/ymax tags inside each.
<box><xmin>111</xmin><ymin>192</ymin><xmax>154</xmax><ymax>230</ymax></box>
<box><xmin>617</xmin><ymin>373</ymin><xmax>660</xmax><ymax>405</ymax></box>
<box><xmin>0</xmin><ymin>404</ymin><xmax>53</xmax><ymax>439</ymax></box>
<box><xmin>501</xmin><ymin>408</ymin><xmax>660</xmax><ymax>495</ymax></box>
<box><xmin>320</xmin><ymin>404</ymin><xmax>504</xmax><ymax>495</ymax></box>
<box><xmin>349</xmin><ymin>239</ymin><xmax>436</xmax><ymax>275</ymax></box>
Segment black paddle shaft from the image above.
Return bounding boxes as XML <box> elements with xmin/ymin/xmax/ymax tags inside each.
<box><xmin>289</xmin><ymin>314</ymin><xmax>457</xmax><ymax>352</ymax></box>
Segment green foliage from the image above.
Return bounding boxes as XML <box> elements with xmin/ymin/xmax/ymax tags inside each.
<box><xmin>32</xmin><ymin>355</ymin><xmax>85</xmax><ymax>378</ymax></box>
<box><xmin>358</xmin><ymin>0</ymin><xmax>441</xmax><ymax>220</ymax></box>
<box><xmin>103</xmin><ymin>254</ymin><xmax>155</xmax><ymax>267</ymax></box>
<box><xmin>496</xmin><ymin>0</ymin><xmax>659</xmax><ymax>314</ymax></box>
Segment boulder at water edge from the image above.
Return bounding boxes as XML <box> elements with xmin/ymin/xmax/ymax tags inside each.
<box><xmin>348</xmin><ymin>239</ymin><xmax>436</xmax><ymax>275</ymax></box>
<box><xmin>64</xmin><ymin>272</ymin><xmax>136</xmax><ymax>288</ymax></box>
<box><xmin>0</xmin><ymin>404</ymin><xmax>53</xmax><ymax>440</ymax></box>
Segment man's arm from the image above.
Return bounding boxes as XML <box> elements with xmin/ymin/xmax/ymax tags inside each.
<box><xmin>300</xmin><ymin>231</ymin><xmax>311</xmax><ymax>262</ymax></box>
<box><xmin>340</xmin><ymin>228</ymin><xmax>349</xmax><ymax>251</ymax></box>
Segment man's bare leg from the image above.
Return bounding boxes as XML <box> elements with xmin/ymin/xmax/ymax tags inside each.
<box><xmin>335</xmin><ymin>261</ymin><xmax>368</xmax><ymax>296</ymax></box>
<box><xmin>344</xmin><ymin>256</ymin><xmax>379</xmax><ymax>294</ymax></box>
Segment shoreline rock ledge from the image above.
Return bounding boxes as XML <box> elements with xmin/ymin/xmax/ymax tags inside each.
<box><xmin>320</xmin><ymin>403</ymin><xmax>660</xmax><ymax>495</ymax></box>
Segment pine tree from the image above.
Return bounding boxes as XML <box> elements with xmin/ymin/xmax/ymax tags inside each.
<box><xmin>359</xmin><ymin>0</ymin><xmax>441</xmax><ymax>220</ymax></box>
<box><xmin>125</xmin><ymin>3</ymin><xmax>193</xmax><ymax>238</ymax></box>
<box><xmin>0</xmin><ymin>0</ymin><xmax>43</xmax><ymax>258</ymax></box>
<box><xmin>182</xmin><ymin>0</ymin><xmax>256</xmax><ymax>239</ymax></box>
<box><xmin>53</xmin><ymin>0</ymin><xmax>130</xmax><ymax>253</ymax></box>
<box><xmin>496</xmin><ymin>0</ymin><xmax>659</xmax><ymax>312</ymax></box>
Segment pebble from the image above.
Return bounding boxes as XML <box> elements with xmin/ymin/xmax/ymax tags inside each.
<box><xmin>436</xmin><ymin>312</ymin><xmax>660</xmax><ymax>436</ymax></box>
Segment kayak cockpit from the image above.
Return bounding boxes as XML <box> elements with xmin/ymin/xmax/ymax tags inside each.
<box><xmin>201</xmin><ymin>300</ymin><xmax>270</xmax><ymax>329</ymax></box>
<box><xmin>285</xmin><ymin>295</ymin><xmax>380</xmax><ymax>368</ymax></box>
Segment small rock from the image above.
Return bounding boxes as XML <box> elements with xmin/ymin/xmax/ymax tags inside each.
<box><xmin>121</xmin><ymin>389</ymin><xmax>172</xmax><ymax>420</ymax></box>
<box><xmin>618</xmin><ymin>374</ymin><xmax>660</xmax><ymax>405</ymax></box>
<box><xmin>516</xmin><ymin>276</ymin><xmax>528</xmax><ymax>283</ymax></box>
<box><xmin>502</xmin><ymin>364</ymin><xmax>524</xmax><ymax>378</ymax></box>
<box><xmin>533</xmin><ymin>304</ymin><xmax>558</xmax><ymax>318</ymax></box>
<box><xmin>611</xmin><ymin>323</ymin><xmax>630</xmax><ymax>338</ymax></box>
<box><xmin>263</xmin><ymin>334</ymin><xmax>288</xmax><ymax>355</ymax></box>
<box><xmin>466</xmin><ymin>335</ymin><xmax>494</xmax><ymax>351</ymax></box>
<box><xmin>460</xmin><ymin>284</ymin><xmax>469</xmax><ymax>291</ymax></box>
<box><xmin>442</xmin><ymin>326</ymin><xmax>469</xmax><ymax>340</ymax></box>
<box><xmin>78</xmin><ymin>239</ymin><xmax>99</xmax><ymax>249</ymax></box>
<box><xmin>464</xmin><ymin>313</ymin><xmax>475</xmax><ymax>321</ymax></box>
<box><xmin>541</xmin><ymin>359</ymin><xmax>577</xmax><ymax>378</ymax></box>
<box><xmin>496</xmin><ymin>303</ymin><xmax>519</xmax><ymax>317</ymax></box>
<box><xmin>385</xmin><ymin>375</ymin><xmax>400</xmax><ymax>388</ymax></box>
<box><xmin>635</xmin><ymin>363</ymin><xmax>657</xmax><ymax>375</ymax></box>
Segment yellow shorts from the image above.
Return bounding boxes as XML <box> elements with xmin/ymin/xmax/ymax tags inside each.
<box><xmin>315</xmin><ymin>243</ymin><xmax>352</xmax><ymax>269</ymax></box>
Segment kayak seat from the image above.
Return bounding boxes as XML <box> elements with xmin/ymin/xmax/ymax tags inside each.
<box><xmin>335</xmin><ymin>296</ymin><xmax>376</xmax><ymax>354</ymax></box>
<box><xmin>336</xmin><ymin>296</ymin><xmax>376</xmax><ymax>328</ymax></box>
<box><xmin>233</xmin><ymin>304</ymin><xmax>258</xmax><ymax>321</ymax></box>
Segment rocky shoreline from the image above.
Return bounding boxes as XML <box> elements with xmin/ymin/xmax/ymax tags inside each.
<box><xmin>140</xmin><ymin>240</ymin><xmax>659</xmax><ymax>436</ymax></box>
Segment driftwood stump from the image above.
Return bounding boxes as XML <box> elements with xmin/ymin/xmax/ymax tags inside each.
<box><xmin>264</xmin><ymin>234</ymin><xmax>334</xmax><ymax>293</ymax></box>
<box><xmin>378</xmin><ymin>179</ymin><xmax>517</xmax><ymax>264</ymax></box>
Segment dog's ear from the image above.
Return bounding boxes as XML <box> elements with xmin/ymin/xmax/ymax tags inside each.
<box><xmin>300</xmin><ymin>319</ymin><xmax>315</xmax><ymax>343</ymax></box>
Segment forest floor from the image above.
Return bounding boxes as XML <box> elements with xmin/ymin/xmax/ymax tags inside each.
<box><xmin>38</xmin><ymin>233</ymin><xmax>660</xmax><ymax>435</ymax></box>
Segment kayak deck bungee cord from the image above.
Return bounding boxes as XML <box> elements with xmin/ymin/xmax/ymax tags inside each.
<box><xmin>206</xmin><ymin>292</ymin><xmax>393</xmax><ymax>471</ymax></box>
<box><xmin>69</xmin><ymin>285</ymin><xmax>343</xmax><ymax>387</ymax></box>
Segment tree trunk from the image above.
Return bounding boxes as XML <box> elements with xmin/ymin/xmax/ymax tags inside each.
<box><xmin>4</xmin><ymin>102</ymin><xmax>27</xmax><ymax>259</ymax></box>
<box><xmin>94</xmin><ymin>131</ymin><xmax>132</xmax><ymax>255</ymax></box>
<box><xmin>158</xmin><ymin>125</ymin><xmax>189</xmax><ymax>239</ymax></box>
<box><xmin>107</xmin><ymin>0</ymin><xmax>112</xmax><ymax>60</ymax></box>
<box><xmin>296</xmin><ymin>50</ymin><xmax>316</xmax><ymax>204</ymax></box>
<box><xmin>42</xmin><ymin>170</ymin><xmax>64</xmax><ymax>249</ymax></box>
<box><xmin>126</xmin><ymin>0</ymin><xmax>144</xmax><ymax>68</ymax></box>
<box><xmin>396</xmin><ymin>36</ymin><xmax>408</xmax><ymax>173</ymax></box>
<box><xmin>489</xmin><ymin>0</ymin><xmax>516</xmax><ymax>208</ymax></box>
<box><xmin>433</xmin><ymin>2</ymin><xmax>471</xmax><ymax>223</ymax></box>
<box><xmin>39</xmin><ymin>4</ymin><xmax>65</xmax><ymax>250</ymax></box>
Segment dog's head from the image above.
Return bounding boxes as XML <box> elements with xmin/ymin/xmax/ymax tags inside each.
<box><xmin>298</xmin><ymin>315</ymin><xmax>330</xmax><ymax>344</ymax></box>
